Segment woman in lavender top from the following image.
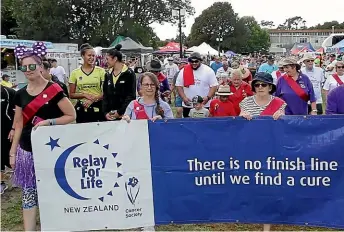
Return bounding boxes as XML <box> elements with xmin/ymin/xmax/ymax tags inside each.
<box><xmin>275</xmin><ymin>57</ymin><xmax>317</xmax><ymax>115</ymax></box>
<box><xmin>326</xmin><ymin>85</ymin><xmax>344</xmax><ymax>115</ymax></box>
<box><xmin>123</xmin><ymin>72</ymin><xmax>174</xmax><ymax>122</ymax></box>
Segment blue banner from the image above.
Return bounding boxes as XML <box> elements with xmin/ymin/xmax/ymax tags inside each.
<box><xmin>0</xmin><ymin>39</ymin><xmax>54</xmax><ymax>49</ymax></box>
<box><xmin>149</xmin><ymin>116</ymin><xmax>344</xmax><ymax>229</ymax></box>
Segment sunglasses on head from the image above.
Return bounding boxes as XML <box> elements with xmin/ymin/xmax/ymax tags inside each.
<box><xmin>254</xmin><ymin>83</ymin><xmax>268</xmax><ymax>88</ymax></box>
<box><xmin>20</xmin><ymin>64</ymin><xmax>37</xmax><ymax>72</ymax></box>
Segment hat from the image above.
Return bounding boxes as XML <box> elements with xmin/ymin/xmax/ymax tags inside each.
<box><xmin>2</xmin><ymin>74</ymin><xmax>10</xmax><ymax>79</ymax></box>
<box><xmin>277</xmin><ymin>60</ymin><xmax>284</xmax><ymax>68</ymax></box>
<box><xmin>267</xmin><ymin>55</ymin><xmax>275</xmax><ymax>60</ymax></box>
<box><xmin>216</xmin><ymin>85</ymin><xmax>233</xmax><ymax>96</ymax></box>
<box><xmin>299</xmin><ymin>53</ymin><xmax>315</xmax><ymax>63</ymax></box>
<box><xmin>192</xmin><ymin>95</ymin><xmax>204</xmax><ymax>104</ymax></box>
<box><xmin>167</xmin><ymin>57</ymin><xmax>174</xmax><ymax>61</ymax></box>
<box><xmin>251</xmin><ymin>72</ymin><xmax>276</xmax><ymax>94</ymax></box>
<box><xmin>146</xmin><ymin>59</ymin><xmax>165</xmax><ymax>72</ymax></box>
<box><xmin>280</xmin><ymin>57</ymin><xmax>298</xmax><ymax>66</ymax></box>
<box><xmin>189</xmin><ymin>52</ymin><xmax>202</xmax><ymax>61</ymax></box>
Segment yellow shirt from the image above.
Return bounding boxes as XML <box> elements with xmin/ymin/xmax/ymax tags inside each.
<box><xmin>69</xmin><ymin>66</ymin><xmax>105</xmax><ymax>96</ymax></box>
<box><xmin>1</xmin><ymin>81</ymin><xmax>13</xmax><ymax>88</ymax></box>
<box><xmin>110</xmin><ymin>64</ymin><xmax>129</xmax><ymax>85</ymax></box>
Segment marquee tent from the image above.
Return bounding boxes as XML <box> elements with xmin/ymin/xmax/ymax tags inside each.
<box><xmin>155</xmin><ymin>42</ymin><xmax>185</xmax><ymax>53</ymax></box>
<box><xmin>290</xmin><ymin>42</ymin><xmax>315</xmax><ymax>55</ymax></box>
<box><xmin>104</xmin><ymin>37</ymin><xmax>153</xmax><ymax>54</ymax></box>
<box><xmin>190</xmin><ymin>42</ymin><xmax>219</xmax><ymax>56</ymax></box>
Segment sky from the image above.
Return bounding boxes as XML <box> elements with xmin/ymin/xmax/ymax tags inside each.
<box><xmin>151</xmin><ymin>0</ymin><xmax>344</xmax><ymax>40</ymax></box>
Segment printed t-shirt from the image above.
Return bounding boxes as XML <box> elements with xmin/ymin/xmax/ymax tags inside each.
<box><xmin>69</xmin><ymin>66</ymin><xmax>105</xmax><ymax>96</ymax></box>
<box><xmin>189</xmin><ymin>108</ymin><xmax>209</xmax><ymax>118</ymax></box>
<box><xmin>301</xmin><ymin>67</ymin><xmax>325</xmax><ymax>104</ymax></box>
<box><xmin>175</xmin><ymin>64</ymin><xmax>218</xmax><ymax>108</ymax></box>
<box><xmin>14</xmin><ymin>82</ymin><xmax>65</xmax><ymax>152</ymax></box>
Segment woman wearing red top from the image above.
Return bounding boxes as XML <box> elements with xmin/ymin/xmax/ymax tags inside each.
<box><xmin>209</xmin><ymin>85</ymin><xmax>236</xmax><ymax>117</ymax></box>
<box><xmin>228</xmin><ymin>69</ymin><xmax>254</xmax><ymax>115</ymax></box>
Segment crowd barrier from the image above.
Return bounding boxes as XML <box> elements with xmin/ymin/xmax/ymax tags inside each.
<box><xmin>31</xmin><ymin>116</ymin><xmax>344</xmax><ymax>231</ymax></box>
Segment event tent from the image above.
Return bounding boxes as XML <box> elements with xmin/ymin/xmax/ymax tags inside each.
<box><xmin>290</xmin><ymin>42</ymin><xmax>315</xmax><ymax>55</ymax></box>
<box><xmin>332</xmin><ymin>39</ymin><xmax>344</xmax><ymax>53</ymax></box>
<box><xmin>104</xmin><ymin>37</ymin><xmax>153</xmax><ymax>54</ymax></box>
<box><xmin>155</xmin><ymin>42</ymin><xmax>185</xmax><ymax>53</ymax></box>
<box><xmin>190</xmin><ymin>42</ymin><xmax>219</xmax><ymax>56</ymax></box>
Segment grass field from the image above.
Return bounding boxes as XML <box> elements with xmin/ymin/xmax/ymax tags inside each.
<box><xmin>1</xmin><ymin>103</ymin><xmax>339</xmax><ymax>231</ymax></box>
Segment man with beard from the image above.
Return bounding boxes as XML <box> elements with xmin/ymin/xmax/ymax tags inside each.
<box><xmin>175</xmin><ymin>52</ymin><xmax>218</xmax><ymax>118</ymax></box>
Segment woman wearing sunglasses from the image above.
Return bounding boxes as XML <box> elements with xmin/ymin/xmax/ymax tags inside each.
<box><xmin>240</xmin><ymin>72</ymin><xmax>286</xmax><ymax>121</ymax></box>
<box><xmin>10</xmin><ymin>42</ymin><xmax>76</xmax><ymax>231</ymax></box>
<box><xmin>69</xmin><ymin>43</ymin><xmax>106</xmax><ymax>123</ymax></box>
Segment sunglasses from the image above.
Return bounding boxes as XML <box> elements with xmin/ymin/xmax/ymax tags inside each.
<box><xmin>254</xmin><ymin>83</ymin><xmax>268</xmax><ymax>88</ymax></box>
<box><xmin>20</xmin><ymin>64</ymin><xmax>37</xmax><ymax>72</ymax></box>
<box><xmin>190</xmin><ymin>60</ymin><xmax>200</xmax><ymax>64</ymax></box>
<box><xmin>336</xmin><ymin>66</ymin><xmax>344</xmax><ymax>69</ymax></box>
<box><xmin>305</xmin><ymin>60</ymin><xmax>314</xmax><ymax>63</ymax></box>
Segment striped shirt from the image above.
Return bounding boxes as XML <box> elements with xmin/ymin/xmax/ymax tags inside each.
<box><xmin>239</xmin><ymin>95</ymin><xmax>287</xmax><ymax>116</ymax></box>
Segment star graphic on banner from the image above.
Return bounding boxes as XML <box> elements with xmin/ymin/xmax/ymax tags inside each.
<box><xmin>45</xmin><ymin>137</ymin><xmax>61</xmax><ymax>151</ymax></box>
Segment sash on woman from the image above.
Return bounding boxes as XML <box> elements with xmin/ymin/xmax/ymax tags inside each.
<box><xmin>133</xmin><ymin>100</ymin><xmax>149</xmax><ymax>119</ymax></box>
<box><xmin>282</xmin><ymin>75</ymin><xmax>309</xmax><ymax>102</ymax></box>
<box><xmin>332</xmin><ymin>74</ymin><xmax>344</xmax><ymax>85</ymax></box>
<box><xmin>22</xmin><ymin>83</ymin><xmax>63</xmax><ymax>125</ymax></box>
<box><xmin>260</xmin><ymin>97</ymin><xmax>285</xmax><ymax>116</ymax></box>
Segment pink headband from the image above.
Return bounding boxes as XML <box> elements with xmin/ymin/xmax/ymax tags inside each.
<box><xmin>14</xmin><ymin>41</ymin><xmax>47</xmax><ymax>60</ymax></box>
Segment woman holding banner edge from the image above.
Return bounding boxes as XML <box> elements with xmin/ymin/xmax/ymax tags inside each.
<box><xmin>10</xmin><ymin>43</ymin><xmax>76</xmax><ymax>231</ymax></box>
<box><xmin>240</xmin><ymin>72</ymin><xmax>286</xmax><ymax>121</ymax></box>
<box><xmin>275</xmin><ymin>57</ymin><xmax>317</xmax><ymax>115</ymax></box>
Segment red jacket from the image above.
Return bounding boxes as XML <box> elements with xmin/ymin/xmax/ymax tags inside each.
<box><xmin>210</xmin><ymin>99</ymin><xmax>236</xmax><ymax>117</ymax></box>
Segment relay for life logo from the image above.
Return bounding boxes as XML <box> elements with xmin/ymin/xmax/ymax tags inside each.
<box><xmin>47</xmin><ymin>137</ymin><xmax>123</xmax><ymax>202</ymax></box>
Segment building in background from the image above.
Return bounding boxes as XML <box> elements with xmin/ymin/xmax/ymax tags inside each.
<box><xmin>269</xmin><ymin>29</ymin><xmax>344</xmax><ymax>50</ymax></box>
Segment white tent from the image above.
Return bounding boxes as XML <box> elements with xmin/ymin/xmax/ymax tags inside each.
<box><xmin>188</xmin><ymin>42</ymin><xmax>219</xmax><ymax>56</ymax></box>
<box><xmin>186</xmin><ymin>46</ymin><xmax>199</xmax><ymax>52</ymax></box>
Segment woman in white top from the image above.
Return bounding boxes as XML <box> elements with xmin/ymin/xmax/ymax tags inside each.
<box><xmin>323</xmin><ymin>61</ymin><xmax>344</xmax><ymax>96</ymax></box>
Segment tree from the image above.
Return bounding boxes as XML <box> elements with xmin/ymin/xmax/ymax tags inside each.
<box><xmin>239</xmin><ymin>17</ymin><xmax>270</xmax><ymax>52</ymax></box>
<box><xmin>277</xmin><ymin>16</ymin><xmax>306</xmax><ymax>30</ymax></box>
<box><xmin>1</xmin><ymin>0</ymin><xmax>18</xmax><ymax>36</ymax></box>
<box><xmin>260</xmin><ymin>20</ymin><xmax>275</xmax><ymax>29</ymax></box>
<box><xmin>309</xmin><ymin>21</ymin><xmax>344</xmax><ymax>29</ymax></box>
<box><xmin>9</xmin><ymin>0</ymin><xmax>195</xmax><ymax>47</ymax></box>
<box><xmin>187</xmin><ymin>2</ymin><xmax>239</xmax><ymax>50</ymax></box>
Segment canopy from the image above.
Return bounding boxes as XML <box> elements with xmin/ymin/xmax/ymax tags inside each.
<box><xmin>104</xmin><ymin>37</ymin><xmax>153</xmax><ymax>54</ymax></box>
<box><xmin>109</xmin><ymin>35</ymin><xmax>125</xmax><ymax>48</ymax></box>
<box><xmin>190</xmin><ymin>42</ymin><xmax>219</xmax><ymax>56</ymax></box>
<box><xmin>156</xmin><ymin>42</ymin><xmax>185</xmax><ymax>53</ymax></box>
<box><xmin>290</xmin><ymin>42</ymin><xmax>315</xmax><ymax>55</ymax></box>
<box><xmin>225</xmin><ymin>50</ymin><xmax>236</xmax><ymax>56</ymax></box>
<box><xmin>332</xmin><ymin>39</ymin><xmax>344</xmax><ymax>49</ymax></box>
<box><xmin>316</xmin><ymin>47</ymin><xmax>324</xmax><ymax>54</ymax></box>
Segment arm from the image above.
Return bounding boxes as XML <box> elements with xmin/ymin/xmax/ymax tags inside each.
<box><xmin>102</xmin><ymin>73</ymin><xmax>111</xmax><ymax>115</ymax></box>
<box><xmin>307</xmin><ymin>77</ymin><xmax>317</xmax><ymax>112</ymax></box>
<box><xmin>10</xmin><ymin>106</ymin><xmax>23</xmax><ymax>154</ymax></box>
<box><xmin>55</xmin><ymin>97</ymin><xmax>77</xmax><ymax>124</ymax></box>
<box><xmin>205</xmin><ymin>70</ymin><xmax>219</xmax><ymax>102</ymax></box>
<box><xmin>117</xmin><ymin>72</ymin><xmax>137</xmax><ymax>115</ymax></box>
<box><xmin>69</xmin><ymin>83</ymin><xmax>87</xmax><ymax>99</ymax></box>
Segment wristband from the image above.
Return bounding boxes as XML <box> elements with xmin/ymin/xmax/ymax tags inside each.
<box><xmin>312</xmin><ymin>109</ymin><xmax>317</xmax><ymax>112</ymax></box>
<box><xmin>49</xmin><ymin>119</ymin><xmax>56</xmax><ymax>126</ymax></box>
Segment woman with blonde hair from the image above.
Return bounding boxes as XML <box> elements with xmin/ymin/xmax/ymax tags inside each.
<box><xmin>122</xmin><ymin>72</ymin><xmax>174</xmax><ymax>122</ymax></box>
<box><xmin>228</xmin><ymin>68</ymin><xmax>253</xmax><ymax>115</ymax></box>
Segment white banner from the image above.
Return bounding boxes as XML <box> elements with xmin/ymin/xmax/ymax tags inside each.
<box><xmin>31</xmin><ymin>121</ymin><xmax>155</xmax><ymax>231</ymax></box>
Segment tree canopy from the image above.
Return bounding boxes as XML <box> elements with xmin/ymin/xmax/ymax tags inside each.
<box><xmin>2</xmin><ymin>0</ymin><xmax>195</xmax><ymax>48</ymax></box>
<box><xmin>187</xmin><ymin>2</ymin><xmax>270</xmax><ymax>53</ymax></box>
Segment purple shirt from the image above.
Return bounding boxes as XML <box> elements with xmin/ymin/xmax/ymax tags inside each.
<box><xmin>326</xmin><ymin>85</ymin><xmax>344</xmax><ymax>115</ymax></box>
<box><xmin>275</xmin><ymin>74</ymin><xmax>316</xmax><ymax>115</ymax></box>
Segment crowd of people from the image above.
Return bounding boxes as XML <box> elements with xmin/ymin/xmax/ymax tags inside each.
<box><xmin>0</xmin><ymin>41</ymin><xmax>343</xmax><ymax>231</ymax></box>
